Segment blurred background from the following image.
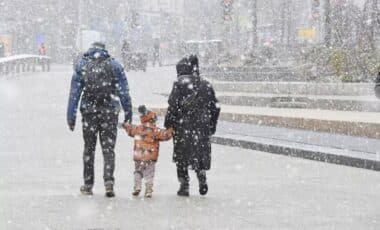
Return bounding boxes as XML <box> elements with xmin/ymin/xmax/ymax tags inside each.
<box><xmin>0</xmin><ymin>0</ymin><xmax>379</xmax><ymax>80</ymax></box>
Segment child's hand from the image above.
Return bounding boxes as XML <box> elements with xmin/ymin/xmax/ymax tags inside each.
<box><xmin>167</xmin><ymin>127</ymin><xmax>174</xmax><ymax>134</ymax></box>
<box><xmin>122</xmin><ymin>122</ymin><xmax>131</xmax><ymax>131</ymax></box>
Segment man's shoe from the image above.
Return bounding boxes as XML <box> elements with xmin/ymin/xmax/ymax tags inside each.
<box><xmin>177</xmin><ymin>184</ymin><xmax>189</xmax><ymax>197</ymax></box>
<box><xmin>199</xmin><ymin>183</ymin><xmax>208</xmax><ymax>196</ymax></box>
<box><xmin>80</xmin><ymin>185</ymin><xmax>93</xmax><ymax>196</ymax></box>
<box><xmin>105</xmin><ymin>184</ymin><xmax>115</xmax><ymax>198</ymax></box>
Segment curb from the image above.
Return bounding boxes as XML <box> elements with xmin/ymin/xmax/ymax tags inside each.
<box><xmin>211</xmin><ymin>136</ymin><xmax>380</xmax><ymax>171</ymax></box>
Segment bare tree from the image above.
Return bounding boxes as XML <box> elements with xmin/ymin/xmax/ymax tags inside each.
<box><xmin>279</xmin><ymin>0</ymin><xmax>293</xmax><ymax>48</ymax></box>
<box><xmin>251</xmin><ymin>0</ymin><xmax>258</xmax><ymax>48</ymax></box>
<box><xmin>324</xmin><ymin>0</ymin><xmax>332</xmax><ymax>47</ymax></box>
<box><xmin>369</xmin><ymin>0</ymin><xmax>378</xmax><ymax>50</ymax></box>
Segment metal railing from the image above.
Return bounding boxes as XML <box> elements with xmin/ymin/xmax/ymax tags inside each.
<box><xmin>0</xmin><ymin>54</ymin><xmax>51</xmax><ymax>75</ymax></box>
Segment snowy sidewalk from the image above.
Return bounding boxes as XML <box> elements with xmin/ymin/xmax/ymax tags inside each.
<box><xmin>125</xmin><ymin>67</ymin><xmax>380</xmax><ymax>169</ymax></box>
<box><xmin>213</xmin><ymin>121</ymin><xmax>380</xmax><ymax>171</ymax></box>
<box><xmin>216</xmin><ymin>92</ymin><xmax>380</xmax><ymax>112</ymax></box>
<box><xmin>124</xmin><ymin>70</ymin><xmax>380</xmax><ymax>138</ymax></box>
<box><xmin>220</xmin><ymin>105</ymin><xmax>380</xmax><ymax>123</ymax></box>
<box><xmin>209</xmin><ymin>80</ymin><xmax>374</xmax><ymax>96</ymax></box>
<box><xmin>1</xmin><ymin>66</ymin><xmax>380</xmax><ymax>229</ymax></box>
<box><xmin>216</xmin><ymin>91</ymin><xmax>378</xmax><ymax>101</ymax></box>
<box><xmin>144</xmin><ymin>105</ymin><xmax>380</xmax><ymax>139</ymax></box>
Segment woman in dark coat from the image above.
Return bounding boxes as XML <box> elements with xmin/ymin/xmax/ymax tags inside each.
<box><xmin>164</xmin><ymin>55</ymin><xmax>220</xmax><ymax>196</ymax></box>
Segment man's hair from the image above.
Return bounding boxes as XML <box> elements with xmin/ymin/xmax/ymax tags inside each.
<box><xmin>92</xmin><ymin>42</ymin><xmax>106</xmax><ymax>50</ymax></box>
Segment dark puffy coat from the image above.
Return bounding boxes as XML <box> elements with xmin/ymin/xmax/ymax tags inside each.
<box><xmin>164</xmin><ymin>74</ymin><xmax>220</xmax><ymax>170</ymax></box>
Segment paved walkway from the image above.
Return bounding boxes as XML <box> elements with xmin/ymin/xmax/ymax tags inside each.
<box><xmin>213</xmin><ymin>121</ymin><xmax>380</xmax><ymax>170</ymax></box>
<box><xmin>216</xmin><ymin>92</ymin><xmax>379</xmax><ymax>102</ymax></box>
<box><xmin>1</xmin><ymin>66</ymin><xmax>380</xmax><ymax>229</ymax></box>
<box><xmin>216</xmin><ymin>121</ymin><xmax>380</xmax><ymax>156</ymax></box>
<box><xmin>209</xmin><ymin>80</ymin><xmax>374</xmax><ymax>96</ymax></box>
<box><xmin>220</xmin><ymin>105</ymin><xmax>380</xmax><ymax>124</ymax></box>
<box><xmin>121</xmin><ymin>68</ymin><xmax>380</xmax><ymax>125</ymax></box>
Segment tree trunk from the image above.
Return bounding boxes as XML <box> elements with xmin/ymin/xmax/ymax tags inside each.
<box><xmin>280</xmin><ymin>1</ymin><xmax>286</xmax><ymax>44</ymax></box>
<box><xmin>251</xmin><ymin>0</ymin><xmax>258</xmax><ymax>48</ymax></box>
<box><xmin>369</xmin><ymin>0</ymin><xmax>378</xmax><ymax>50</ymax></box>
<box><xmin>324</xmin><ymin>0</ymin><xmax>332</xmax><ymax>47</ymax></box>
<box><xmin>286</xmin><ymin>0</ymin><xmax>292</xmax><ymax>48</ymax></box>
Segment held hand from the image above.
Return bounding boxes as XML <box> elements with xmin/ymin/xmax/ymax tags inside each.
<box><xmin>122</xmin><ymin>122</ymin><xmax>131</xmax><ymax>130</ymax></box>
<box><xmin>124</xmin><ymin>112</ymin><xmax>133</xmax><ymax>124</ymax></box>
<box><xmin>68</xmin><ymin>121</ymin><xmax>75</xmax><ymax>131</ymax></box>
<box><xmin>167</xmin><ymin>127</ymin><xmax>174</xmax><ymax>134</ymax></box>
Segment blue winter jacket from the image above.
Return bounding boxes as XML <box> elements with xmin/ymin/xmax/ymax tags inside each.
<box><xmin>67</xmin><ymin>48</ymin><xmax>132</xmax><ymax>125</ymax></box>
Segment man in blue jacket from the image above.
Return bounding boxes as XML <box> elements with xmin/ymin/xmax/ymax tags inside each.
<box><xmin>67</xmin><ymin>42</ymin><xmax>132</xmax><ymax>197</ymax></box>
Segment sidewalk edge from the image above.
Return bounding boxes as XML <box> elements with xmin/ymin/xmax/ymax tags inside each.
<box><xmin>211</xmin><ymin>136</ymin><xmax>380</xmax><ymax>171</ymax></box>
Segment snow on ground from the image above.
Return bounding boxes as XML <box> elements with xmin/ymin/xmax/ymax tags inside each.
<box><xmin>1</xmin><ymin>66</ymin><xmax>380</xmax><ymax>229</ymax></box>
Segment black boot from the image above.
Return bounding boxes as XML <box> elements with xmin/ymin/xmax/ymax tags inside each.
<box><xmin>199</xmin><ymin>183</ymin><xmax>208</xmax><ymax>195</ymax></box>
<box><xmin>105</xmin><ymin>184</ymin><xmax>115</xmax><ymax>198</ymax></box>
<box><xmin>80</xmin><ymin>185</ymin><xmax>93</xmax><ymax>195</ymax></box>
<box><xmin>176</xmin><ymin>165</ymin><xmax>190</xmax><ymax>197</ymax></box>
<box><xmin>177</xmin><ymin>183</ymin><xmax>189</xmax><ymax>197</ymax></box>
<box><xmin>197</xmin><ymin>170</ymin><xmax>208</xmax><ymax>196</ymax></box>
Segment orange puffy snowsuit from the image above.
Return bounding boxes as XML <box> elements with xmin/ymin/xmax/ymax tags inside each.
<box><xmin>124</xmin><ymin>123</ymin><xmax>173</xmax><ymax>161</ymax></box>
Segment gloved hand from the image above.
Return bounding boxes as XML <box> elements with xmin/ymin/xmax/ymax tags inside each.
<box><xmin>68</xmin><ymin>120</ymin><xmax>75</xmax><ymax>131</ymax></box>
<box><xmin>124</xmin><ymin>111</ymin><xmax>133</xmax><ymax>124</ymax></box>
<box><xmin>122</xmin><ymin>122</ymin><xmax>131</xmax><ymax>129</ymax></box>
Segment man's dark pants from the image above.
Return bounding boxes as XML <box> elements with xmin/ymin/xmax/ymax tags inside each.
<box><xmin>82</xmin><ymin>112</ymin><xmax>118</xmax><ymax>187</ymax></box>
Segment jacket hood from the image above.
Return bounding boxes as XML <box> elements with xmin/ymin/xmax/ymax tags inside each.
<box><xmin>84</xmin><ymin>48</ymin><xmax>110</xmax><ymax>59</ymax></box>
<box><xmin>176</xmin><ymin>55</ymin><xmax>199</xmax><ymax>76</ymax></box>
<box><xmin>177</xmin><ymin>74</ymin><xmax>201</xmax><ymax>88</ymax></box>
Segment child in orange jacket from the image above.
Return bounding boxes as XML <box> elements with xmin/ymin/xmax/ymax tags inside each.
<box><xmin>123</xmin><ymin>105</ymin><xmax>173</xmax><ymax>198</ymax></box>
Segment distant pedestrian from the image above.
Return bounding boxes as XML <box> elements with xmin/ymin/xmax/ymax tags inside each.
<box><xmin>375</xmin><ymin>71</ymin><xmax>380</xmax><ymax>99</ymax></box>
<box><xmin>164</xmin><ymin>55</ymin><xmax>220</xmax><ymax>197</ymax></box>
<box><xmin>152</xmin><ymin>39</ymin><xmax>160</xmax><ymax>67</ymax></box>
<box><xmin>39</xmin><ymin>43</ymin><xmax>47</xmax><ymax>56</ymax></box>
<box><xmin>0</xmin><ymin>42</ymin><xmax>4</xmax><ymax>57</ymax></box>
<box><xmin>121</xmin><ymin>40</ymin><xmax>130</xmax><ymax>67</ymax></box>
<box><xmin>123</xmin><ymin>105</ymin><xmax>173</xmax><ymax>198</ymax></box>
<box><xmin>67</xmin><ymin>42</ymin><xmax>132</xmax><ymax>197</ymax></box>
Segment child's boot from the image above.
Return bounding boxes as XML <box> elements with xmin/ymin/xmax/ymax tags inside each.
<box><xmin>132</xmin><ymin>186</ymin><xmax>141</xmax><ymax>196</ymax></box>
<box><xmin>145</xmin><ymin>183</ymin><xmax>153</xmax><ymax>198</ymax></box>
